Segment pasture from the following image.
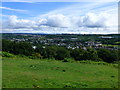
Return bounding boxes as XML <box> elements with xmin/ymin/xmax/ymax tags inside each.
<box><xmin>2</xmin><ymin>56</ymin><xmax>118</xmax><ymax>88</ymax></box>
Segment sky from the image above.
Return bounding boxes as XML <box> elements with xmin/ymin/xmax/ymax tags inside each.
<box><xmin>0</xmin><ymin>0</ymin><xmax>119</xmax><ymax>34</ymax></box>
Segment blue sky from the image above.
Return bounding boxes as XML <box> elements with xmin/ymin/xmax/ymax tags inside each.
<box><xmin>2</xmin><ymin>2</ymin><xmax>79</xmax><ymax>18</ymax></box>
<box><xmin>1</xmin><ymin>1</ymin><xmax>118</xmax><ymax>34</ymax></box>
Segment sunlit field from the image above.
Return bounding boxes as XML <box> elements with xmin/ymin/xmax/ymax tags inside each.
<box><xmin>2</xmin><ymin>56</ymin><xmax>118</xmax><ymax>88</ymax></box>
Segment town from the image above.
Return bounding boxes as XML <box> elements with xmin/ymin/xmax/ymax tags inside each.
<box><xmin>2</xmin><ymin>33</ymin><xmax>120</xmax><ymax>50</ymax></box>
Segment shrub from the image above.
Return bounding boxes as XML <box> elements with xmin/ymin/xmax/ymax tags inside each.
<box><xmin>62</xmin><ymin>58</ymin><xmax>74</xmax><ymax>63</ymax></box>
<box><xmin>2</xmin><ymin>52</ymin><xmax>14</xmax><ymax>57</ymax></box>
<box><xmin>31</xmin><ymin>53</ymin><xmax>43</xmax><ymax>59</ymax></box>
<box><xmin>0</xmin><ymin>51</ymin><xmax>2</xmax><ymax>56</ymax></box>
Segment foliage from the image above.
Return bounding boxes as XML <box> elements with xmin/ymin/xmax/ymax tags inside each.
<box><xmin>2</xmin><ymin>39</ymin><xmax>119</xmax><ymax>63</ymax></box>
<box><xmin>2</xmin><ymin>39</ymin><xmax>34</xmax><ymax>56</ymax></box>
<box><xmin>62</xmin><ymin>58</ymin><xmax>75</xmax><ymax>63</ymax></box>
<box><xmin>97</xmin><ymin>49</ymin><xmax>119</xmax><ymax>63</ymax></box>
<box><xmin>44</xmin><ymin>46</ymin><xmax>57</xmax><ymax>59</ymax></box>
<box><xmin>2</xmin><ymin>39</ymin><xmax>14</xmax><ymax>52</ymax></box>
<box><xmin>12</xmin><ymin>42</ymin><xmax>34</xmax><ymax>56</ymax></box>
<box><xmin>55</xmin><ymin>47</ymin><xmax>70</xmax><ymax>60</ymax></box>
<box><xmin>31</xmin><ymin>53</ymin><xmax>43</xmax><ymax>59</ymax></box>
<box><xmin>35</xmin><ymin>45</ymin><xmax>45</xmax><ymax>56</ymax></box>
<box><xmin>70</xmin><ymin>48</ymin><xmax>101</xmax><ymax>61</ymax></box>
<box><xmin>1</xmin><ymin>51</ymin><xmax>14</xmax><ymax>57</ymax></box>
<box><xmin>86</xmin><ymin>48</ymin><xmax>102</xmax><ymax>61</ymax></box>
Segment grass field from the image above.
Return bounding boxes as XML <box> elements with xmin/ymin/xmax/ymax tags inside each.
<box><xmin>103</xmin><ymin>44</ymin><xmax>120</xmax><ymax>48</ymax></box>
<box><xmin>2</xmin><ymin>56</ymin><xmax>118</xmax><ymax>88</ymax></box>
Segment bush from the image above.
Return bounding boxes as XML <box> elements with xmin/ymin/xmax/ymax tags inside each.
<box><xmin>79</xmin><ymin>60</ymin><xmax>108</xmax><ymax>65</ymax></box>
<box><xmin>2</xmin><ymin>52</ymin><xmax>14</xmax><ymax>57</ymax></box>
<box><xmin>0</xmin><ymin>51</ymin><xmax>2</xmax><ymax>56</ymax></box>
<box><xmin>31</xmin><ymin>53</ymin><xmax>43</xmax><ymax>59</ymax></box>
<box><xmin>62</xmin><ymin>58</ymin><xmax>75</xmax><ymax>63</ymax></box>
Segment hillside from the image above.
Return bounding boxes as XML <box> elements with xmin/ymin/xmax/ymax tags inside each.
<box><xmin>2</xmin><ymin>56</ymin><xmax>118</xmax><ymax>88</ymax></box>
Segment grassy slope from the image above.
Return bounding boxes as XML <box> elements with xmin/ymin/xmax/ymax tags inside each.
<box><xmin>103</xmin><ymin>44</ymin><xmax>120</xmax><ymax>48</ymax></box>
<box><xmin>2</xmin><ymin>57</ymin><xmax>118</xmax><ymax>88</ymax></box>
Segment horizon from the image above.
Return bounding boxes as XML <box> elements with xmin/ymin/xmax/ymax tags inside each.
<box><xmin>1</xmin><ymin>1</ymin><xmax>118</xmax><ymax>34</ymax></box>
<box><xmin>1</xmin><ymin>33</ymin><xmax>119</xmax><ymax>35</ymax></box>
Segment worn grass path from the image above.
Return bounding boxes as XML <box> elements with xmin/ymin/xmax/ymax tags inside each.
<box><xmin>2</xmin><ymin>57</ymin><xmax>118</xmax><ymax>88</ymax></box>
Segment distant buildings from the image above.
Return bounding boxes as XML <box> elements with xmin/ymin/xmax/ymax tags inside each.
<box><xmin>32</xmin><ymin>46</ymin><xmax>37</xmax><ymax>49</ymax></box>
<box><xmin>99</xmin><ymin>36</ymin><xmax>114</xmax><ymax>39</ymax></box>
<box><xmin>3</xmin><ymin>34</ymin><xmax>119</xmax><ymax>50</ymax></box>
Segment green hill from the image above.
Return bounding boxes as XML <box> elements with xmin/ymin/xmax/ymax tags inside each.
<box><xmin>2</xmin><ymin>56</ymin><xmax>118</xmax><ymax>88</ymax></box>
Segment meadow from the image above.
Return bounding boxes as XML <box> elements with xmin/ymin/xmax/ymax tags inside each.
<box><xmin>2</xmin><ymin>56</ymin><xmax>118</xmax><ymax>88</ymax></box>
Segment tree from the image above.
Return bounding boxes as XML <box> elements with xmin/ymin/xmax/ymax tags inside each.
<box><xmin>70</xmin><ymin>48</ymin><xmax>101</xmax><ymax>61</ymax></box>
<box><xmin>2</xmin><ymin>39</ymin><xmax>14</xmax><ymax>52</ymax></box>
<box><xmin>35</xmin><ymin>45</ymin><xmax>44</xmax><ymax>56</ymax></box>
<box><xmin>55</xmin><ymin>47</ymin><xmax>70</xmax><ymax>60</ymax></box>
<box><xmin>2</xmin><ymin>40</ymin><xmax>34</xmax><ymax>56</ymax></box>
<box><xmin>70</xmin><ymin>48</ymin><xmax>81</xmax><ymax>61</ymax></box>
<box><xmin>97</xmin><ymin>49</ymin><xmax>117</xmax><ymax>63</ymax></box>
<box><xmin>44</xmin><ymin>46</ymin><xmax>57</xmax><ymax>59</ymax></box>
<box><xmin>70</xmin><ymin>48</ymin><xmax>87</xmax><ymax>61</ymax></box>
<box><xmin>86</xmin><ymin>48</ymin><xmax>100</xmax><ymax>61</ymax></box>
<box><xmin>12</xmin><ymin>42</ymin><xmax>34</xmax><ymax>56</ymax></box>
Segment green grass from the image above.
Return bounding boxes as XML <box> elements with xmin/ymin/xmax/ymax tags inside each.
<box><xmin>2</xmin><ymin>56</ymin><xmax>118</xmax><ymax>88</ymax></box>
<box><xmin>103</xmin><ymin>44</ymin><xmax>120</xmax><ymax>48</ymax></box>
<box><xmin>115</xmin><ymin>41</ymin><xmax>120</xmax><ymax>44</ymax></box>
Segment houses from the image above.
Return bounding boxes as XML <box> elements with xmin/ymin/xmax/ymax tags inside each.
<box><xmin>85</xmin><ymin>41</ymin><xmax>102</xmax><ymax>47</ymax></box>
<box><xmin>32</xmin><ymin>46</ymin><xmax>37</xmax><ymax>49</ymax></box>
<box><xmin>99</xmin><ymin>36</ymin><xmax>114</xmax><ymax>39</ymax></box>
<box><xmin>4</xmin><ymin>33</ymin><xmax>119</xmax><ymax>50</ymax></box>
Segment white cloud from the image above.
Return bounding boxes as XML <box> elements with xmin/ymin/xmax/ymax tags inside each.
<box><xmin>2</xmin><ymin>2</ymin><xmax>118</xmax><ymax>34</ymax></box>
<box><xmin>0</xmin><ymin>7</ymin><xmax>27</xmax><ymax>12</ymax></box>
<box><xmin>82</xmin><ymin>13</ymin><xmax>107</xmax><ymax>28</ymax></box>
<box><xmin>46</xmin><ymin>14</ymin><xmax>71</xmax><ymax>28</ymax></box>
<box><xmin>0</xmin><ymin>14</ymin><xmax>10</xmax><ymax>17</ymax></box>
<box><xmin>36</xmin><ymin>12</ymin><xmax>112</xmax><ymax>28</ymax></box>
<box><xmin>2</xmin><ymin>11</ymin><xmax>118</xmax><ymax>34</ymax></box>
<box><xmin>4</xmin><ymin>15</ymin><xmax>37</xmax><ymax>29</ymax></box>
<box><xmin>2</xmin><ymin>0</ymin><xmax>119</xmax><ymax>2</ymax></box>
<box><xmin>2</xmin><ymin>0</ymin><xmax>34</xmax><ymax>2</ymax></box>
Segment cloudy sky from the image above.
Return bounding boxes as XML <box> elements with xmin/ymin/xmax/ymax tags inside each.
<box><xmin>1</xmin><ymin>0</ymin><xmax>118</xmax><ymax>34</ymax></box>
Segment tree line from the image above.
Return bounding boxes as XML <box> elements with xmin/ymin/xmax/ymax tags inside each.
<box><xmin>2</xmin><ymin>39</ymin><xmax>119</xmax><ymax>63</ymax></box>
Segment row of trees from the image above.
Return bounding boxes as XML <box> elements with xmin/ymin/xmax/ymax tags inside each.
<box><xmin>2</xmin><ymin>39</ymin><xmax>34</xmax><ymax>56</ymax></box>
<box><xmin>2</xmin><ymin>39</ymin><xmax>119</xmax><ymax>63</ymax></box>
